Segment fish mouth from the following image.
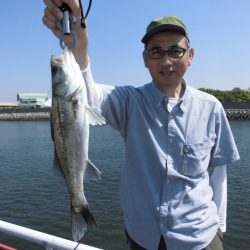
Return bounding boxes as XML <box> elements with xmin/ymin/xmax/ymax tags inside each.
<box><xmin>51</xmin><ymin>55</ymin><xmax>66</xmax><ymax>88</ymax></box>
<box><xmin>51</xmin><ymin>54</ymin><xmax>64</xmax><ymax>65</ymax></box>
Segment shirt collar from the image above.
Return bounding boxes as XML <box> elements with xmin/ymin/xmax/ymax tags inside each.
<box><xmin>179</xmin><ymin>80</ymin><xmax>189</xmax><ymax>113</ymax></box>
<box><xmin>147</xmin><ymin>82</ymin><xmax>166</xmax><ymax>109</ymax></box>
<box><xmin>147</xmin><ymin>80</ymin><xmax>189</xmax><ymax>113</ymax></box>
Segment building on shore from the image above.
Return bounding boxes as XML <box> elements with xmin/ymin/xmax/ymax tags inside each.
<box><xmin>17</xmin><ymin>93</ymin><xmax>51</xmax><ymax>108</ymax></box>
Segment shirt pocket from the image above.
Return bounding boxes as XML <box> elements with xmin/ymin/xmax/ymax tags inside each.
<box><xmin>182</xmin><ymin>138</ymin><xmax>214</xmax><ymax>177</ymax></box>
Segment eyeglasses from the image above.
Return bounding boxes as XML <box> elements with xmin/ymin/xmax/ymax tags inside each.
<box><xmin>145</xmin><ymin>46</ymin><xmax>189</xmax><ymax>59</ymax></box>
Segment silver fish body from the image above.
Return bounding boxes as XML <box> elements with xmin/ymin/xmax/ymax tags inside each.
<box><xmin>50</xmin><ymin>48</ymin><xmax>105</xmax><ymax>241</ymax></box>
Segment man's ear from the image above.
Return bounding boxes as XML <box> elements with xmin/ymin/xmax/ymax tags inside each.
<box><xmin>143</xmin><ymin>50</ymin><xmax>149</xmax><ymax>68</ymax></box>
<box><xmin>188</xmin><ymin>48</ymin><xmax>194</xmax><ymax>66</ymax></box>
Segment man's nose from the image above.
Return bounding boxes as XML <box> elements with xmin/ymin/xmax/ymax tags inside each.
<box><xmin>160</xmin><ymin>54</ymin><xmax>173</xmax><ymax>65</ymax></box>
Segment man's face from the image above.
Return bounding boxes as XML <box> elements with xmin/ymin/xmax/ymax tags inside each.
<box><xmin>143</xmin><ymin>31</ymin><xmax>194</xmax><ymax>94</ymax></box>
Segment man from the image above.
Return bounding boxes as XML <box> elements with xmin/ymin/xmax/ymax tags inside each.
<box><xmin>43</xmin><ymin>1</ymin><xmax>240</xmax><ymax>249</ymax></box>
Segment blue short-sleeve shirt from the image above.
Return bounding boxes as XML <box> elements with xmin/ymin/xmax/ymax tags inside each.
<box><xmin>82</xmin><ymin>67</ymin><xmax>240</xmax><ymax>250</ymax></box>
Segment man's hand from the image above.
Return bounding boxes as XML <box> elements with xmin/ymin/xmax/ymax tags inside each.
<box><xmin>42</xmin><ymin>0</ymin><xmax>89</xmax><ymax>70</ymax></box>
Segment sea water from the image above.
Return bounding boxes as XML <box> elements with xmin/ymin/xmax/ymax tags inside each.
<box><xmin>0</xmin><ymin>121</ymin><xmax>249</xmax><ymax>250</ymax></box>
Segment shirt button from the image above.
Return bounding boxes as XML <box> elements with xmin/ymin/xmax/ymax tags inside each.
<box><xmin>183</xmin><ymin>145</ymin><xmax>191</xmax><ymax>153</ymax></box>
<box><xmin>166</xmin><ymin>179</ymin><xmax>170</xmax><ymax>184</ymax></box>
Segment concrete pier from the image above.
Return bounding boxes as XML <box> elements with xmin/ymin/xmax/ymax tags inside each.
<box><xmin>0</xmin><ymin>107</ymin><xmax>50</xmax><ymax>121</ymax></box>
<box><xmin>225</xmin><ymin>109</ymin><xmax>250</xmax><ymax>121</ymax></box>
<box><xmin>0</xmin><ymin>106</ymin><xmax>250</xmax><ymax>121</ymax></box>
<box><xmin>222</xmin><ymin>102</ymin><xmax>250</xmax><ymax>120</ymax></box>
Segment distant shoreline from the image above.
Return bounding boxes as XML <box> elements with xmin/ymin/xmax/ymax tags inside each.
<box><xmin>0</xmin><ymin>106</ymin><xmax>250</xmax><ymax>121</ymax></box>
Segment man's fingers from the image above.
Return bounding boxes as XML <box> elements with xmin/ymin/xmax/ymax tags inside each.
<box><xmin>43</xmin><ymin>0</ymin><xmax>85</xmax><ymax>22</ymax></box>
<box><xmin>42</xmin><ymin>16</ymin><xmax>57</xmax><ymax>31</ymax></box>
<box><xmin>61</xmin><ymin>0</ymin><xmax>82</xmax><ymax>18</ymax></box>
<box><xmin>43</xmin><ymin>8</ymin><xmax>56</xmax><ymax>25</ymax></box>
<box><xmin>43</xmin><ymin>0</ymin><xmax>63</xmax><ymax>20</ymax></box>
<box><xmin>43</xmin><ymin>0</ymin><xmax>88</xmax><ymax>48</ymax></box>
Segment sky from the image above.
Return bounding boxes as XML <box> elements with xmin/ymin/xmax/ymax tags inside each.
<box><xmin>0</xmin><ymin>0</ymin><xmax>250</xmax><ymax>102</ymax></box>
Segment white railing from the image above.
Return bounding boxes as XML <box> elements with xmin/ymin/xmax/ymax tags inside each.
<box><xmin>0</xmin><ymin>220</ymin><xmax>103</xmax><ymax>250</ymax></box>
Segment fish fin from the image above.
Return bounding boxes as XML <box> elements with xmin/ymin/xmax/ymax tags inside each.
<box><xmin>53</xmin><ymin>149</ymin><xmax>64</xmax><ymax>177</ymax></box>
<box><xmin>71</xmin><ymin>204</ymin><xmax>97</xmax><ymax>242</ymax></box>
<box><xmin>83</xmin><ymin>160</ymin><xmax>102</xmax><ymax>182</ymax></box>
<box><xmin>85</xmin><ymin>104</ymin><xmax>106</xmax><ymax>126</ymax></box>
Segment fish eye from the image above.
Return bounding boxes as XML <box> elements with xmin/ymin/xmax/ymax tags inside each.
<box><xmin>72</xmin><ymin>98</ymin><xmax>78</xmax><ymax>106</ymax></box>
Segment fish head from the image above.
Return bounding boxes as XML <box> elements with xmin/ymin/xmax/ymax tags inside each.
<box><xmin>51</xmin><ymin>48</ymin><xmax>83</xmax><ymax>99</ymax></box>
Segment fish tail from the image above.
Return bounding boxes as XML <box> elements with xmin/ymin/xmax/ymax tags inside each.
<box><xmin>71</xmin><ymin>204</ymin><xmax>97</xmax><ymax>242</ymax></box>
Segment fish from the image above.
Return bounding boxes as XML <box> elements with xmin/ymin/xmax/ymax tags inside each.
<box><xmin>50</xmin><ymin>48</ymin><xmax>106</xmax><ymax>241</ymax></box>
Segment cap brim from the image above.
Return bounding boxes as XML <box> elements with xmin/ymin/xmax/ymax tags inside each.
<box><xmin>141</xmin><ymin>24</ymin><xmax>188</xmax><ymax>43</ymax></box>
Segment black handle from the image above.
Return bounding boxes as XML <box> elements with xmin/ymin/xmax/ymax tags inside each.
<box><xmin>60</xmin><ymin>3</ymin><xmax>71</xmax><ymax>13</ymax></box>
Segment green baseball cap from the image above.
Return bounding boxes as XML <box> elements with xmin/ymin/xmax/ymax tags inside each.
<box><xmin>141</xmin><ymin>16</ymin><xmax>189</xmax><ymax>43</ymax></box>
